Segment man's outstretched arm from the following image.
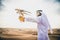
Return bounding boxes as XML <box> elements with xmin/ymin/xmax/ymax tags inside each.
<box><xmin>24</xmin><ymin>16</ymin><xmax>40</xmax><ymax>23</ymax></box>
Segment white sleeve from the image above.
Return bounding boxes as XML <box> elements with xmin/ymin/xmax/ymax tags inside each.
<box><xmin>45</xmin><ymin>17</ymin><xmax>53</xmax><ymax>33</ymax></box>
<box><xmin>24</xmin><ymin>16</ymin><xmax>40</xmax><ymax>23</ymax></box>
<box><xmin>41</xmin><ymin>14</ymin><xmax>52</xmax><ymax>32</ymax></box>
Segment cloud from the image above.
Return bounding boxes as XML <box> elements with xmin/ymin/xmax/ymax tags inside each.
<box><xmin>43</xmin><ymin>0</ymin><xmax>60</xmax><ymax>15</ymax></box>
<box><xmin>0</xmin><ymin>0</ymin><xmax>60</xmax><ymax>28</ymax></box>
<box><xmin>0</xmin><ymin>0</ymin><xmax>5</xmax><ymax>11</ymax></box>
<box><xmin>55</xmin><ymin>0</ymin><xmax>60</xmax><ymax>3</ymax></box>
<box><xmin>44</xmin><ymin>0</ymin><xmax>60</xmax><ymax>3</ymax></box>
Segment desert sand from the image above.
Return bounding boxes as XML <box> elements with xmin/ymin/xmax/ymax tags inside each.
<box><xmin>0</xmin><ymin>28</ymin><xmax>60</xmax><ymax>40</ymax></box>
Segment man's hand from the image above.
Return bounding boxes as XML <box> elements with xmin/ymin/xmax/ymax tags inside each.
<box><xmin>50</xmin><ymin>30</ymin><xmax>53</xmax><ymax>34</ymax></box>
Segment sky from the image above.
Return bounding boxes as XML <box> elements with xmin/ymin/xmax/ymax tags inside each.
<box><xmin>0</xmin><ymin>0</ymin><xmax>60</xmax><ymax>29</ymax></box>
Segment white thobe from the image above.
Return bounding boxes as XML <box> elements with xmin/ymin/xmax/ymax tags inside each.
<box><xmin>24</xmin><ymin>13</ymin><xmax>51</xmax><ymax>40</ymax></box>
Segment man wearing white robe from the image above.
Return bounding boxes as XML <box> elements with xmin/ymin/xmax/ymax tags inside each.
<box><xmin>24</xmin><ymin>10</ymin><xmax>53</xmax><ymax>40</ymax></box>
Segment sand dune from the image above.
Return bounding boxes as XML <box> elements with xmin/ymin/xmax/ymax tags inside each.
<box><xmin>0</xmin><ymin>28</ymin><xmax>60</xmax><ymax>40</ymax></box>
<box><xmin>0</xmin><ymin>28</ymin><xmax>37</xmax><ymax>40</ymax></box>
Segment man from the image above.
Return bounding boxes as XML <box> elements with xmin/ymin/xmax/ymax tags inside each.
<box><xmin>24</xmin><ymin>10</ymin><xmax>53</xmax><ymax>40</ymax></box>
<box><xmin>16</xmin><ymin>9</ymin><xmax>53</xmax><ymax>40</ymax></box>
